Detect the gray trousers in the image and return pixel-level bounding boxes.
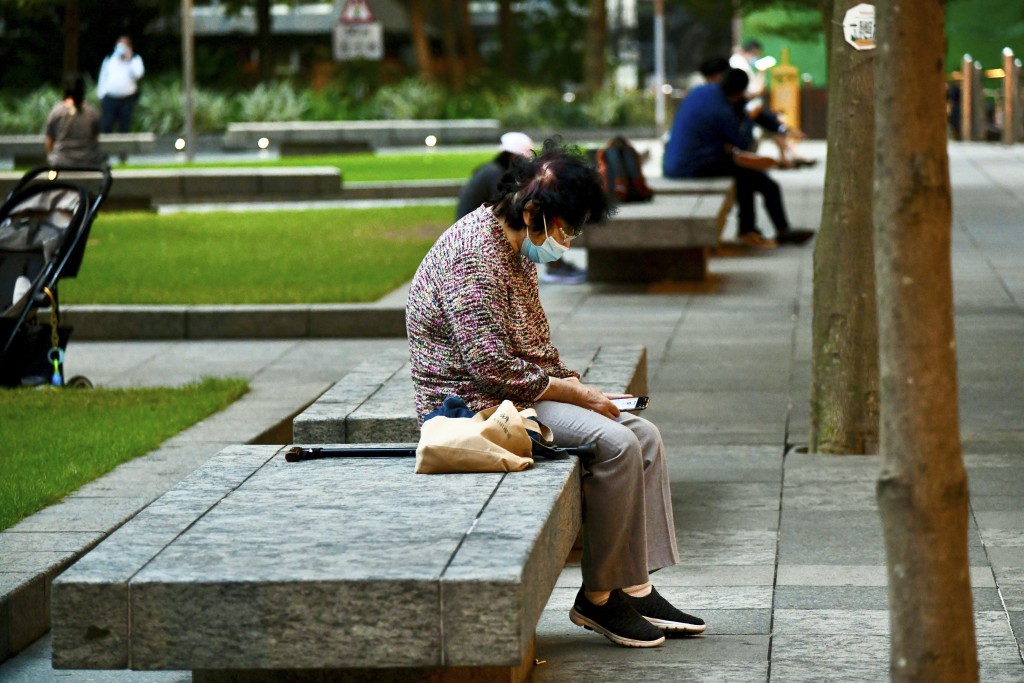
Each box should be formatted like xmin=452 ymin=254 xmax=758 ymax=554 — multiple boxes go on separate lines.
xmin=533 ymin=401 xmax=680 ymax=591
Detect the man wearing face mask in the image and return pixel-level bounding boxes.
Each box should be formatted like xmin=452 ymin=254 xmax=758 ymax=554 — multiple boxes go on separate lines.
xmin=407 ymin=139 xmax=707 ymax=649
xmin=97 ymin=35 xmax=145 ymax=134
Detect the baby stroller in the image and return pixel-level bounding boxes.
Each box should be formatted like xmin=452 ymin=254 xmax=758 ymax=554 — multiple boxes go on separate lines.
xmin=0 ymin=165 xmax=112 ymax=387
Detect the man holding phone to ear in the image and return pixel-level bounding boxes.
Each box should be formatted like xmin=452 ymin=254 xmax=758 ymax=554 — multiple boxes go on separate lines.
xmin=97 ymin=35 xmax=144 ymax=134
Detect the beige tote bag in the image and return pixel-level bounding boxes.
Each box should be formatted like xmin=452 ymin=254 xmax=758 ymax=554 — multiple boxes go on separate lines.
xmin=415 ymin=400 xmax=552 ymax=474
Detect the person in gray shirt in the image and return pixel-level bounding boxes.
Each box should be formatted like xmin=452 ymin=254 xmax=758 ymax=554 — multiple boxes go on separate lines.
xmin=44 ymin=74 xmax=105 ymax=168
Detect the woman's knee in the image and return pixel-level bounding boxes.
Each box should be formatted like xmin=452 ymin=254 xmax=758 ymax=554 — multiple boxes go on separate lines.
xmin=592 ymin=420 xmax=644 ymax=465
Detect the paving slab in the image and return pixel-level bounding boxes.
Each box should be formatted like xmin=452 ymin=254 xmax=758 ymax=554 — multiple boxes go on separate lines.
xmin=6 ymin=139 xmax=1024 ymax=680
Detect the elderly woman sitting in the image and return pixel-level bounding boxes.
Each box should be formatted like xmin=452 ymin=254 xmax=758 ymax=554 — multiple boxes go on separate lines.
xmin=406 ymin=140 xmax=706 ymax=648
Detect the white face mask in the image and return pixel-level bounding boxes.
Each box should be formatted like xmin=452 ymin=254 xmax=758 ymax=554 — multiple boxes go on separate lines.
xmin=520 ymin=214 xmax=569 ymax=264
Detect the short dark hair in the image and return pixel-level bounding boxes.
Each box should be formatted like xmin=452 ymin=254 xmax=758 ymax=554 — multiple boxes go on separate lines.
xmin=721 ymin=69 xmax=750 ymax=97
xmin=699 ymin=57 xmax=730 ymax=79
xmin=742 ymin=38 xmax=763 ymax=52
xmin=491 ymin=138 xmax=614 ymax=234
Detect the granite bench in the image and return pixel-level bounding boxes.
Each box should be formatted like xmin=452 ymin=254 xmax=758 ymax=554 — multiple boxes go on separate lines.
xmin=647 ymin=176 xmax=736 ymax=245
xmin=573 ymin=192 xmax=724 ymax=282
xmin=0 ymin=167 xmax=344 ymax=211
xmin=0 ymin=133 xmax=157 ymax=167
xmin=292 ymin=343 xmax=648 ymax=444
xmin=223 ymin=119 xmax=501 ymax=154
xmin=51 ymin=345 xmax=645 ymax=681
xmin=51 ymin=444 xmax=581 ymax=683
xmin=334 ymin=177 xmax=733 ymax=205
xmin=341 ymin=178 xmax=463 ymax=201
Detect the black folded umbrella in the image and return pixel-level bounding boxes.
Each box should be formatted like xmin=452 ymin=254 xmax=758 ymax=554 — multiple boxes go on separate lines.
xmin=284 ymin=441 xmax=597 ymax=463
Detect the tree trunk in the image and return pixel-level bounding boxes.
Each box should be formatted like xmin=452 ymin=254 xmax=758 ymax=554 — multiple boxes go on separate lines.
xmin=458 ymin=0 xmax=481 ymax=73
xmin=583 ymin=0 xmax=607 ymax=94
xmin=499 ymin=0 xmax=515 ymax=78
xmin=409 ymin=0 xmax=434 ymax=80
xmin=808 ymin=0 xmax=879 ymax=454
xmin=874 ymin=1 xmax=978 ymax=681
xmin=63 ymin=0 xmax=80 ymax=77
xmin=438 ymin=0 xmax=464 ymax=90
xmin=256 ymin=0 xmax=273 ymax=81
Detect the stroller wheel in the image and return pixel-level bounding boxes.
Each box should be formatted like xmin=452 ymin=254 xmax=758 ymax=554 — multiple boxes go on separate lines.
xmin=66 ymin=375 xmax=93 ymax=389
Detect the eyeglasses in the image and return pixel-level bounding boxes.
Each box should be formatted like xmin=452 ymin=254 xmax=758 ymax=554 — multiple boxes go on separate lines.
xmin=551 ymin=217 xmax=583 ymax=243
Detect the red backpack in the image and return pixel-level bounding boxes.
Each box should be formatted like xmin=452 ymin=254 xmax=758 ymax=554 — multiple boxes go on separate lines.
xmin=596 ymin=136 xmax=654 ymax=202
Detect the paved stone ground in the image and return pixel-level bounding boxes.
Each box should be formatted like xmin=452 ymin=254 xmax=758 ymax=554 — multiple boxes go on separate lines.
xmin=2 ymin=141 xmax=1024 ymax=681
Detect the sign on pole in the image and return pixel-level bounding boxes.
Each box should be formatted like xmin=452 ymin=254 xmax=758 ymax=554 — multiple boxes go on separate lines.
xmin=334 ymin=0 xmax=383 ymax=61
xmin=843 ymin=4 xmax=876 ymax=51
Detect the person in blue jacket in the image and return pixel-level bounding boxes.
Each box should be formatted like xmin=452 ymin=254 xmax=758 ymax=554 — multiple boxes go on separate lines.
xmin=663 ymin=68 xmax=813 ymax=248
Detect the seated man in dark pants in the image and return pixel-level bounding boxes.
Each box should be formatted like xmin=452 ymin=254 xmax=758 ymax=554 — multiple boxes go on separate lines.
xmin=663 ymin=68 xmax=814 ymax=248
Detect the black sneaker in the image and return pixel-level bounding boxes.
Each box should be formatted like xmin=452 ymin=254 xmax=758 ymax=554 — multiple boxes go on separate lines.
xmin=569 ymin=586 xmax=666 ymax=647
xmin=623 ymin=586 xmax=707 ymax=634
xmin=776 ymin=229 xmax=816 ymax=245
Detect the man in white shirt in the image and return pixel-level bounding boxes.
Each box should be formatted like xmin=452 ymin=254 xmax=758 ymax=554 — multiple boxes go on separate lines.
xmin=97 ymin=36 xmax=145 ymax=133
xmin=729 ymin=39 xmax=766 ymax=99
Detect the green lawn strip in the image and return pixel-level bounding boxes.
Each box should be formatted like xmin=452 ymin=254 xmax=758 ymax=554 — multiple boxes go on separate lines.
xmin=0 ymin=377 xmax=249 ymax=531
xmin=62 ymin=204 xmax=454 ymax=304
xmin=122 ymin=150 xmax=493 ymax=182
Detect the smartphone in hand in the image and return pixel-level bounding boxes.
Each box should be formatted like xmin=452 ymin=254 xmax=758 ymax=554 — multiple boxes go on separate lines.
xmin=610 ymin=396 xmax=649 ymax=411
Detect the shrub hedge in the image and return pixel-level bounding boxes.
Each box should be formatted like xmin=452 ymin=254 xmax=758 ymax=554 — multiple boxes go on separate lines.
xmin=0 ymin=77 xmax=655 ymax=135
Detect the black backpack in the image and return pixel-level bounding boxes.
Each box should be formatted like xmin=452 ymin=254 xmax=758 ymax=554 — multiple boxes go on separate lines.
xmin=596 ymin=136 xmax=654 ymax=202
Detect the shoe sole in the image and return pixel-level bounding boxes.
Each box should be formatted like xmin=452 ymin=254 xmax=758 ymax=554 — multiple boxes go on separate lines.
xmin=569 ymin=608 xmax=666 ymax=647
xmin=643 ymin=616 xmax=707 ymax=634
xmin=737 ymin=235 xmax=777 ymax=249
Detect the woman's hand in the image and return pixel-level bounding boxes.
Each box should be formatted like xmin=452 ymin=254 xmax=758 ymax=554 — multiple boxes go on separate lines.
xmin=539 ymin=376 xmax=620 ymax=419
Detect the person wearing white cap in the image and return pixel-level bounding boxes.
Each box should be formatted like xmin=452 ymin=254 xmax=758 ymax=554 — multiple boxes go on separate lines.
xmin=455 ymin=132 xmax=534 ymax=220
xmin=455 ymin=133 xmax=587 ymax=284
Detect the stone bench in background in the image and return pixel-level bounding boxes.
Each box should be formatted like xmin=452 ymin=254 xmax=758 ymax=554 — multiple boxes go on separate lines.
xmin=574 ymin=192 xmax=724 ymax=282
xmin=292 ymin=343 xmax=648 ymax=444
xmin=341 ymin=178 xmax=463 ymax=200
xmin=0 ymin=133 xmax=158 ymax=168
xmin=223 ymin=119 xmax=501 ymax=154
xmin=0 ymin=167 xmax=344 ymax=211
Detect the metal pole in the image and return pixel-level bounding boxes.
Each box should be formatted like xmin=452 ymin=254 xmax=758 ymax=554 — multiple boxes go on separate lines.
xmin=1017 ymin=59 xmax=1024 ymax=142
xmin=971 ymin=59 xmax=986 ymax=141
xmin=1002 ymin=49 xmax=1015 ymax=145
xmin=960 ymin=54 xmax=972 ymax=142
xmin=653 ymin=0 xmax=666 ymax=136
xmin=181 ymin=0 xmax=196 ymax=163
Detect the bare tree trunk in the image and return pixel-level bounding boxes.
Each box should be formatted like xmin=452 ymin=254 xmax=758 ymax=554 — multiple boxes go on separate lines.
xmin=875 ymin=1 xmax=978 ymax=681
xmin=583 ymin=0 xmax=607 ymax=94
xmin=63 ymin=0 xmax=80 ymax=77
xmin=809 ymin=0 xmax=879 ymax=454
xmin=408 ymin=0 xmax=434 ymax=80
xmin=438 ymin=0 xmax=464 ymax=90
xmin=256 ymin=0 xmax=272 ymax=81
xmin=499 ymin=0 xmax=515 ymax=78
xmin=458 ymin=0 xmax=481 ymax=73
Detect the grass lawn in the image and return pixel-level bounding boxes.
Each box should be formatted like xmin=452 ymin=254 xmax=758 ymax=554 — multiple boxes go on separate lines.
xmin=0 ymin=377 xmax=249 ymax=531
xmin=128 ymin=150 xmax=494 ymax=182
xmin=62 ymin=204 xmax=455 ymax=304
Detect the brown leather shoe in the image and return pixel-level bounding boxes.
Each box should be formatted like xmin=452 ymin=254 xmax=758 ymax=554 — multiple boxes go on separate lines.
xmin=737 ymin=231 xmax=778 ymax=249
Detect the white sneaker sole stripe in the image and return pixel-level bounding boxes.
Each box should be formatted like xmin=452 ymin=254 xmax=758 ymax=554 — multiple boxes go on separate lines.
xmin=643 ymin=616 xmax=707 ymax=633
xmin=569 ymin=608 xmax=666 ymax=648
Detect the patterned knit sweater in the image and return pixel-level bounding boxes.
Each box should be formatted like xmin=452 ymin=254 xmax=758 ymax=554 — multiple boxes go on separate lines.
xmin=407 ymin=206 xmax=580 ymax=418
